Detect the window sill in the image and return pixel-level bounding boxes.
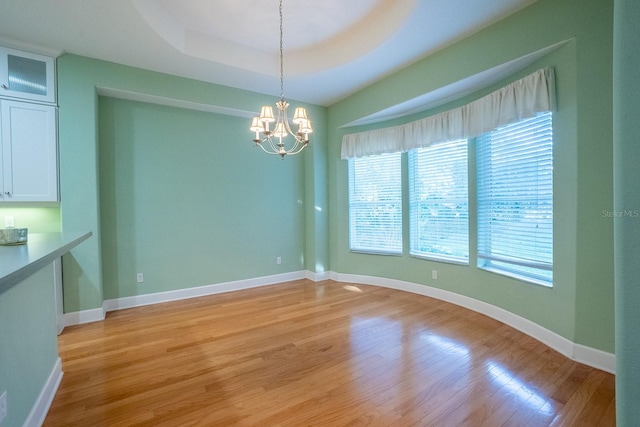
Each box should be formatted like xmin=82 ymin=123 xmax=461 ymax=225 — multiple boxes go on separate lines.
xmin=350 ymin=249 xmax=403 ymax=257
xmin=410 ymin=253 xmax=469 ymax=266
xmin=478 ymin=265 xmax=553 ymax=288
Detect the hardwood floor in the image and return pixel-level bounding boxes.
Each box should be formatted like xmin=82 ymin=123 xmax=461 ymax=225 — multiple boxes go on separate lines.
xmin=44 ymin=279 xmax=615 ymax=426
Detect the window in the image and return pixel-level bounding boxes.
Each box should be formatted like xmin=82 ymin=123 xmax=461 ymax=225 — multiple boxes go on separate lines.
xmin=477 ymin=112 xmax=553 ymax=285
xmin=348 ymin=152 xmax=402 ymax=254
xmin=409 ymin=139 xmax=469 ymax=263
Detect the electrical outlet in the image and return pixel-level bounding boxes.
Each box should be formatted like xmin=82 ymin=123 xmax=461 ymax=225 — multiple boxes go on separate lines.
xmin=5 ymin=216 xmax=14 ymax=227
xmin=432 ymin=270 xmax=438 ymax=280
xmin=276 ymin=256 xmax=282 ymax=265
xmin=0 ymin=391 xmax=7 ymax=424
xmin=136 ymin=273 xmax=144 ymax=283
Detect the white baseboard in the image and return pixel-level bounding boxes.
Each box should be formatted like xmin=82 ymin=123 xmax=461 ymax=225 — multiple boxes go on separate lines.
xmin=330 ymin=272 xmax=616 ymax=374
xmin=64 ymin=271 xmax=309 ymax=324
xmin=62 ymin=306 xmax=105 ymax=327
xmin=573 ymin=344 xmax=616 ymax=374
xmin=24 ymin=357 xmax=63 ymax=427
xmin=62 ymin=270 xmax=615 ymax=374
xmin=306 ymin=270 xmax=330 ymax=282
xmin=102 ymin=270 xmax=307 ymax=312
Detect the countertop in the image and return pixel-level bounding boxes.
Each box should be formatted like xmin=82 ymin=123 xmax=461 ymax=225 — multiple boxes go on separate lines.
xmin=0 ymin=231 xmax=92 ymax=295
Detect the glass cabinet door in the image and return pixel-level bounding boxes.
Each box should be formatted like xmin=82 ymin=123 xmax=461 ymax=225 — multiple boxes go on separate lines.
xmin=0 ymin=47 xmax=55 ymax=103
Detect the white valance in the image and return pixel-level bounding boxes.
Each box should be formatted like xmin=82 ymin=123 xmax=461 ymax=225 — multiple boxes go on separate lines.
xmin=341 ymin=68 xmax=556 ymax=159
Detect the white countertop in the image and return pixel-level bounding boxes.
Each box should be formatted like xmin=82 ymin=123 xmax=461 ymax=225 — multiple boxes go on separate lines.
xmin=0 ymin=231 xmax=92 ymax=294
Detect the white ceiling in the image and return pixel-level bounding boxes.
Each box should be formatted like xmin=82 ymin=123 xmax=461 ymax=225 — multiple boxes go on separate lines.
xmin=0 ymin=0 xmax=538 ymax=106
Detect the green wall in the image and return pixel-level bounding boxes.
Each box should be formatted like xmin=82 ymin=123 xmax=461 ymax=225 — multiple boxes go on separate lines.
xmin=0 ymin=264 xmax=59 ymax=426
xmin=57 ymin=55 xmax=328 ymax=312
xmin=0 ymin=207 xmax=60 ymax=233
xmin=613 ymin=0 xmax=640 ymax=422
xmin=99 ymin=97 xmax=305 ymax=298
xmin=327 ymin=0 xmax=614 ymax=353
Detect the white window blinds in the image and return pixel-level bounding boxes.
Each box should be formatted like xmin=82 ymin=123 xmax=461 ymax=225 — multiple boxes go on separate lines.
xmin=341 ymin=68 xmax=555 ymax=159
xmin=348 ymin=153 xmax=402 ymax=254
xmin=477 ymin=112 xmax=553 ymax=284
xmin=409 ymin=139 xmax=469 ymax=263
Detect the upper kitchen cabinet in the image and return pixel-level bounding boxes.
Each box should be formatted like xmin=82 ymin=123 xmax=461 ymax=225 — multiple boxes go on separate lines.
xmin=0 ymin=46 xmax=56 ymax=104
xmin=1 ymin=100 xmax=58 ymax=202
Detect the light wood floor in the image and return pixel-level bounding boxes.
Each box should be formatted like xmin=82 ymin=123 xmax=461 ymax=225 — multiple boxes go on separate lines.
xmin=44 ymin=279 xmax=615 ymax=426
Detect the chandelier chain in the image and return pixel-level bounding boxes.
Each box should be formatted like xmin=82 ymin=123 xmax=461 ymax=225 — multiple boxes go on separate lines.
xmin=279 ymin=0 xmax=284 ymax=101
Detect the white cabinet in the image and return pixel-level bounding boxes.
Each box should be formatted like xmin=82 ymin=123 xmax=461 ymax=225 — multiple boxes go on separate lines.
xmin=0 ymin=46 xmax=56 ymax=104
xmin=0 ymin=100 xmax=58 ymax=202
xmin=0 ymin=47 xmax=58 ymax=202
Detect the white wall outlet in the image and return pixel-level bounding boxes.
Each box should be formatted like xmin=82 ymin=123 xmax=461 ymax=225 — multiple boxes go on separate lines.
xmin=136 ymin=273 xmax=144 ymax=283
xmin=0 ymin=391 xmax=7 ymax=423
xmin=276 ymin=256 xmax=282 ymax=265
xmin=432 ymin=270 xmax=438 ymax=280
xmin=4 ymin=216 xmax=14 ymax=227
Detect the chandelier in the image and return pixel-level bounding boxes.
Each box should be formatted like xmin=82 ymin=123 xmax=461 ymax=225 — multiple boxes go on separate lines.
xmin=249 ymin=0 xmax=312 ymax=158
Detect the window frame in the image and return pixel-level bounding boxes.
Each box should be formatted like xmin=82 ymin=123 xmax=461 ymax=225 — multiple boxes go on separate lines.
xmin=347 ymin=152 xmax=403 ymax=255
xmin=476 ymin=111 xmax=554 ymax=286
xmin=408 ymin=139 xmax=469 ymax=265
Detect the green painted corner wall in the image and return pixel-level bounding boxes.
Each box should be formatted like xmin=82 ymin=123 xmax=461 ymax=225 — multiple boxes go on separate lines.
xmin=613 ymin=0 xmax=640 ymax=422
xmin=326 ymin=0 xmax=614 ymax=353
xmin=0 ymin=264 xmax=59 ymax=426
xmin=57 ymin=54 xmax=328 ymax=312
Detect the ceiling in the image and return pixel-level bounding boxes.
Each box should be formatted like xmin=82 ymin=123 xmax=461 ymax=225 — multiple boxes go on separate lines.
xmin=0 ymin=0 xmax=538 ymax=106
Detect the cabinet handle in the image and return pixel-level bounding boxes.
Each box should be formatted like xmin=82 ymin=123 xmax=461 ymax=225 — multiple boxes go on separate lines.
xmin=4 ymin=191 xmax=11 ymax=198
xmin=0 ymin=84 xmax=7 ymax=90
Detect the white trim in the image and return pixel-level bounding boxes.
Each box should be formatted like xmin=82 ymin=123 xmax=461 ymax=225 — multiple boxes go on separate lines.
xmin=330 ymin=272 xmax=615 ymax=374
xmin=96 ymin=87 xmax=256 ymax=119
xmin=574 ymin=344 xmax=616 ymax=374
xmin=306 ymin=270 xmax=330 ymax=282
xmin=63 ymin=271 xmax=308 ymax=323
xmin=0 ymin=37 xmax=63 ymax=57
xmin=62 ymin=307 xmax=105 ymax=327
xmin=23 ymin=357 xmax=63 ymax=427
xmin=103 ymin=271 xmax=306 ymax=312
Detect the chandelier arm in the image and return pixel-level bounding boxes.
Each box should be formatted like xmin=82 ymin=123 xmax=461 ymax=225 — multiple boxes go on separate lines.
xmin=255 ymin=135 xmax=277 ymax=153
xmin=265 ymin=136 xmax=281 ymax=154
xmin=279 ymin=100 xmax=306 ymax=143
xmin=282 ymin=115 xmax=297 ymax=138
xmin=289 ymin=140 xmax=309 ymax=155
xmin=254 ymin=141 xmax=269 ymax=152
xmin=284 ymin=141 xmax=299 ymax=154
xmin=255 ymin=142 xmax=283 ymax=155
xmin=256 ymin=133 xmax=307 ymax=157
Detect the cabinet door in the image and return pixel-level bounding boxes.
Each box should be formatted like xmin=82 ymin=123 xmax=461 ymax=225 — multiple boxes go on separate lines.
xmin=1 ymin=100 xmax=58 ymax=202
xmin=0 ymin=47 xmax=56 ymax=104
